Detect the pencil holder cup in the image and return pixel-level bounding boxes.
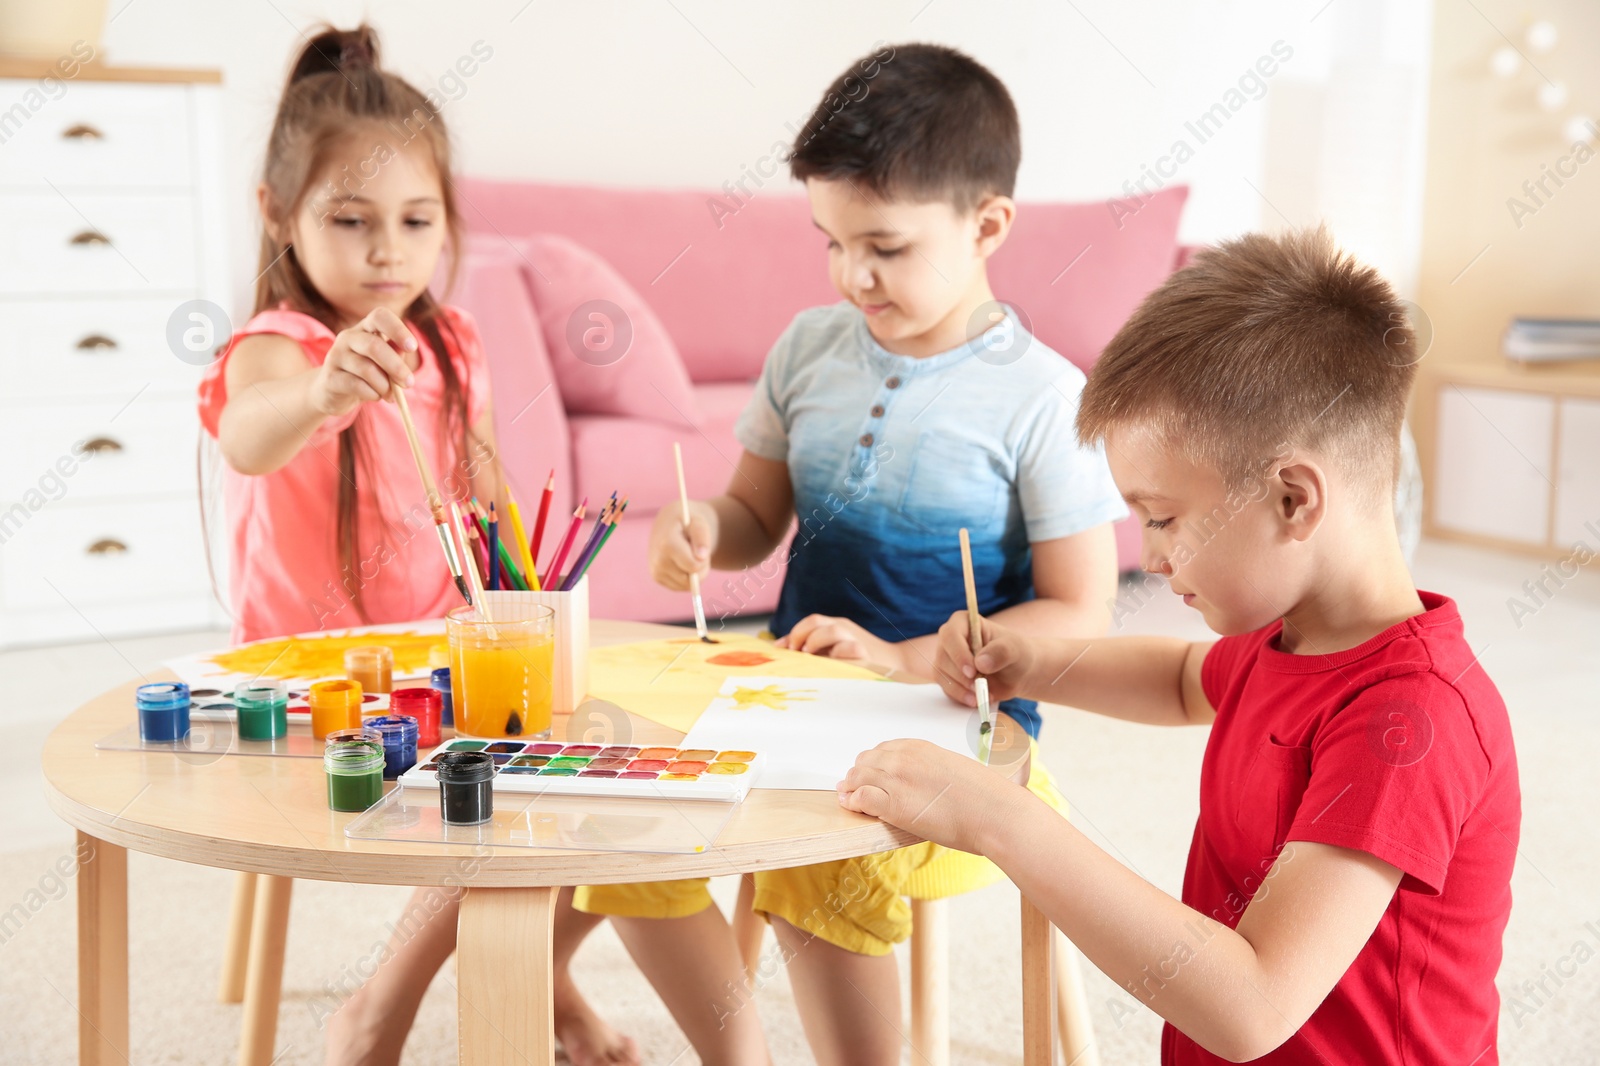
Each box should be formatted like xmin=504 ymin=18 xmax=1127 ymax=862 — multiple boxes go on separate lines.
xmin=479 ymin=577 xmax=589 ymax=716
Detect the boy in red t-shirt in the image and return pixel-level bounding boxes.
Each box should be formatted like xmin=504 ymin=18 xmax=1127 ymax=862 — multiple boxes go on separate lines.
xmin=839 ymin=227 xmax=1520 ymax=1063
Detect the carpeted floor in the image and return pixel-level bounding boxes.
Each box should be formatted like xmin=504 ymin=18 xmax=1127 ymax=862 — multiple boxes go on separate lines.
xmin=2 ymin=539 xmax=1595 ymax=1063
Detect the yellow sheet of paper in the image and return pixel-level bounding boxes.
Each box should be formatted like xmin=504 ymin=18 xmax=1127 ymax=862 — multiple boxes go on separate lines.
xmin=586 ymin=635 xmax=885 ymax=733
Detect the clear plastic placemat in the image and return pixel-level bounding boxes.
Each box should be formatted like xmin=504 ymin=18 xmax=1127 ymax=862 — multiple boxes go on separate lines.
xmin=94 ymin=721 xmax=324 ymax=759
xmin=344 ymin=783 xmax=739 ymax=854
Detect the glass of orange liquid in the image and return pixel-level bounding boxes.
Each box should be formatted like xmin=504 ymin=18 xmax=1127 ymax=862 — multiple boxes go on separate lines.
xmin=445 ymin=602 xmax=555 ymax=739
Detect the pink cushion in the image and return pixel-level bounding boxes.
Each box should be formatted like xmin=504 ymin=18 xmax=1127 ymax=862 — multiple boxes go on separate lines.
xmin=569 ymin=381 xmax=752 ymax=517
xmin=451 ymin=240 xmax=572 ymax=509
xmin=517 ymin=233 xmax=700 ymax=427
xmin=455 ymin=178 xmax=838 ymax=384
xmin=989 ymin=185 xmax=1189 ymax=374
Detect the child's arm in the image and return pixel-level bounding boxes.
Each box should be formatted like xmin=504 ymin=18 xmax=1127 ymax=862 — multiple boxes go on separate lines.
xmin=838 ymin=743 xmax=1403 ymax=1060
xmin=789 ymin=524 xmax=1120 ymax=679
xmin=217 ymin=308 xmax=418 ymax=475
xmin=936 ymin=612 xmax=1216 ymax=727
xmin=647 ymin=449 xmax=794 ymax=589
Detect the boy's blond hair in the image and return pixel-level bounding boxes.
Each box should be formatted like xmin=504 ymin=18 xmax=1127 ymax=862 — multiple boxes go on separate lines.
xmin=1077 ymin=227 xmax=1417 ymax=504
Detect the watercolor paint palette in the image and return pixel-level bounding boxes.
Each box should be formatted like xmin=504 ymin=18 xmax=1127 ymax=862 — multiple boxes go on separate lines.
xmin=399 ymin=739 xmax=765 ymax=802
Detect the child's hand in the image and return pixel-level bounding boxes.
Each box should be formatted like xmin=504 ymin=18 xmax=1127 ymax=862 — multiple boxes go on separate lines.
xmin=309 ymin=308 xmax=419 ymax=417
xmin=647 ymin=500 xmax=715 ymax=591
xmin=838 ymin=739 xmax=1017 ymax=855
xmin=776 ymin=614 xmax=900 ymax=672
xmin=934 ymin=611 xmax=1035 ymax=707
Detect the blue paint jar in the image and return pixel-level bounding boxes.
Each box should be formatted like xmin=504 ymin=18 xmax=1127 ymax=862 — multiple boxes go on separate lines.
xmin=364 ymin=714 xmax=419 ymax=778
xmin=431 ymin=667 xmax=453 ymax=726
xmin=136 ymin=682 xmax=191 ymax=742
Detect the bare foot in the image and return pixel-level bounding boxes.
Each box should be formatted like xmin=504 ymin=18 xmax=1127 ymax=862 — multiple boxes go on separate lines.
xmin=323 ymin=985 xmax=408 ymax=1066
xmin=554 ymin=969 xmax=641 ymax=1065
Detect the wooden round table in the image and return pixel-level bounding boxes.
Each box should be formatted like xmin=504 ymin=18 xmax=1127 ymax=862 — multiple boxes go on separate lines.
xmin=43 ymin=619 xmax=1063 ymax=1065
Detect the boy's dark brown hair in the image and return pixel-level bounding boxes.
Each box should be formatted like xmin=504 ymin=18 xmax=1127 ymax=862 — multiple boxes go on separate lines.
xmin=1077 ymin=227 xmax=1417 ymax=504
xmin=788 ymin=43 xmax=1019 ymax=210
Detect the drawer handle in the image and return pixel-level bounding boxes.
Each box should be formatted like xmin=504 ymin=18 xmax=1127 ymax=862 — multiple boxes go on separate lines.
xmin=70 ymin=230 xmax=111 ymax=247
xmin=87 ymin=538 xmax=128 ymax=556
xmin=62 ymin=123 xmax=105 ymax=140
xmin=76 ymin=334 xmax=119 ymax=352
xmin=81 ymin=437 xmax=123 ymax=455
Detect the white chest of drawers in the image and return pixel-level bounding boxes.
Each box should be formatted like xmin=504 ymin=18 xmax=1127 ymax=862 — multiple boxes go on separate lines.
xmin=0 ymin=61 xmax=231 ymax=646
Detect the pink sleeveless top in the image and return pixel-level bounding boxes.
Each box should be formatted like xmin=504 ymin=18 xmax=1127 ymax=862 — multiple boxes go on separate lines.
xmin=199 ymin=306 xmax=490 ymax=643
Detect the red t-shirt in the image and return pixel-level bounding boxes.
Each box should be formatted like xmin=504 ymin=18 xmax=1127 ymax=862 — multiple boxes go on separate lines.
xmin=1164 ymin=591 xmax=1519 ymax=1065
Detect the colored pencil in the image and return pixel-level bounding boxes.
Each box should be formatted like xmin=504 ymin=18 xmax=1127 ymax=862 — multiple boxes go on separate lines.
xmin=391 ymin=386 xmax=470 ymax=605
xmin=673 ymin=443 xmax=714 ymax=643
xmin=570 ymin=498 xmax=625 ymax=588
xmin=958 ymin=527 xmax=992 ymax=764
xmin=487 ymin=503 xmax=501 ymax=591
xmin=529 ymin=470 xmax=555 ymax=566
xmin=542 ymin=498 xmax=587 ymax=589
xmin=560 ymin=497 xmax=616 ymax=591
xmin=469 ymin=498 xmax=529 ymax=591
xmin=507 ymin=496 xmax=538 ymax=591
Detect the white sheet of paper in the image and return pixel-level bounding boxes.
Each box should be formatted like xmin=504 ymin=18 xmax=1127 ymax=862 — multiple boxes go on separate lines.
xmin=679 ymin=676 xmax=980 ymax=790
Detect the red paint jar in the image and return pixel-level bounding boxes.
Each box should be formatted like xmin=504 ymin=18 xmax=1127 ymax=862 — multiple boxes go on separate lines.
xmin=389 ymin=687 xmax=443 ymax=748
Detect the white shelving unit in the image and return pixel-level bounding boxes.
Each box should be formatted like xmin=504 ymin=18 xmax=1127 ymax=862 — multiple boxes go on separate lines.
xmin=0 ymin=61 xmax=231 ymax=646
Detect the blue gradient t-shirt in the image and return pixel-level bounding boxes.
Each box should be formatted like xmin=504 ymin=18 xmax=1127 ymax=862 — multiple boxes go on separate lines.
xmin=734 ymin=302 xmax=1127 ymax=737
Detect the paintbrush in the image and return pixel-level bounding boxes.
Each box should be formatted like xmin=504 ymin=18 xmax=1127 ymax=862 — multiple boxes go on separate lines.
xmin=391 ymin=386 xmax=470 ymax=605
xmin=958 ymin=527 xmax=993 ymax=765
xmin=450 ymin=500 xmax=493 ymax=624
xmin=673 ymin=442 xmax=716 ymax=643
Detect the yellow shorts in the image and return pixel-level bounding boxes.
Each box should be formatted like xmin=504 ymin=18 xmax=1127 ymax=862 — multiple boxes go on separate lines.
xmin=574 ymin=741 xmax=1064 ymax=956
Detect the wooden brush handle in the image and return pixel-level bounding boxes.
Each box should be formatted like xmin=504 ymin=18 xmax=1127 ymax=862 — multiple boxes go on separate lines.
xmin=958 ymin=527 xmax=983 ymax=656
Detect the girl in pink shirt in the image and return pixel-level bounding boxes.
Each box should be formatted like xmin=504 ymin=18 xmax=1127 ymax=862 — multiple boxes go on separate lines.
xmin=200 ymin=25 xmax=637 ymax=1066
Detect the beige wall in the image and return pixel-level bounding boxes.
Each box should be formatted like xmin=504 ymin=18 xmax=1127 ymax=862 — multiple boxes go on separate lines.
xmin=1417 ymin=0 xmax=1600 ymax=368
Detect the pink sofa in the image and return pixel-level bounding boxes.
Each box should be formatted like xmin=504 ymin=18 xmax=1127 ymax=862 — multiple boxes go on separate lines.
xmin=451 ymin=178 xmax=1190 ymax=624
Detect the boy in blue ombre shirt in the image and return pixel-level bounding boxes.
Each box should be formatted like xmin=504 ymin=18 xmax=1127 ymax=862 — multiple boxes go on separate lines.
xmin=620 ymin=43 xmax=1126 ymax=1063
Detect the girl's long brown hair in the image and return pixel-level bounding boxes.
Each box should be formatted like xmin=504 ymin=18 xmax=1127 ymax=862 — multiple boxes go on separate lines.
xmin=256 ymin=24 xmax=471 ymax=620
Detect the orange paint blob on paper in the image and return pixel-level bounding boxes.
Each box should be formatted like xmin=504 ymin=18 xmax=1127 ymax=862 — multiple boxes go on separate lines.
xmin=706 ymin=649 xmax=775 ymax=668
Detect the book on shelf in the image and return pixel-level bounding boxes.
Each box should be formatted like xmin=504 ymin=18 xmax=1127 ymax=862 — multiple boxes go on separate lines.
xmin=1503 ymin=318 xmax=1600 ymax=363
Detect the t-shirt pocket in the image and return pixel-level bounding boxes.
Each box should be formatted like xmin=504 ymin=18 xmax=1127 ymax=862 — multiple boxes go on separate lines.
xmin=896 ymin=434 xmax=1003 ymax=537
xmin=1233 ymin=735 xmax=1313 ymax=855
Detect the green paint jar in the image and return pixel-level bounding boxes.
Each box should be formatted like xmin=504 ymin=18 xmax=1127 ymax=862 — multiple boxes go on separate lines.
xmin=325 ymin=731 xmax=385 ymax=812
xmin=234 ymin=681 xmax=288 ymax=740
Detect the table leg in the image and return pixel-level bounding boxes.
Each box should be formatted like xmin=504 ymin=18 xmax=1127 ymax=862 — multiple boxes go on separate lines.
xmin=219 ymin=871 xmax=258 ymax=1003
xmin=458 ymin=885 xmax=559 ymax=1065
xmin=1021 ymin=894 xmax=1056 ymax=1066
xmin=76 ymin=831 xmax=129 ymax=1066
xmin=238 ymin=875 xmax=293 ymax=1066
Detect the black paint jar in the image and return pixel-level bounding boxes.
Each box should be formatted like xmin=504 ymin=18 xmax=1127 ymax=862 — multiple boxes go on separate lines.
xmin=436 ymin=751 xmax=494 ymax=826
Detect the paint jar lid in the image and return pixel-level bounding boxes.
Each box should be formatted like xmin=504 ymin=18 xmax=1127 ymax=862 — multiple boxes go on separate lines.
xmin=435 ymin=750 xmax=494 ymax=784
xmin=325 ymin=744 xmax=384 ymax=774
xmin=363 ymin=714 xmax=419 ymax=743
xmin=324 ymin=727 xmax=383 ymax=756
xmin=390 ymin=687 xmax=442 ymax=715
xmin=430 ymin=667 xmax=451 ymax=690
xmin=344 ymin=645 xmax=394 ymax=669
xmin=233 ymin=681 xmax=288 ymax=710
xmin=308 ymin=679 xmax=362 ymax=710
xmin=136 ymin=682 xmax=190 ymax=710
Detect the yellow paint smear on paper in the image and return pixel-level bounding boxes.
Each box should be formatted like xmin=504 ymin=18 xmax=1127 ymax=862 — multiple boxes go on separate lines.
xmin=208 ymin=631 xmax=441 ymax=681
xmin=727 ymin=684 xmax=814 ymax=711
xmin=587 ymin=635 xmax=881 ymax=733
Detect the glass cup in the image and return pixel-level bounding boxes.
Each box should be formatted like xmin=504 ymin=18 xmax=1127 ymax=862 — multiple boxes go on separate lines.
xmin=445 ymin=602 xmax=555 ymax=739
